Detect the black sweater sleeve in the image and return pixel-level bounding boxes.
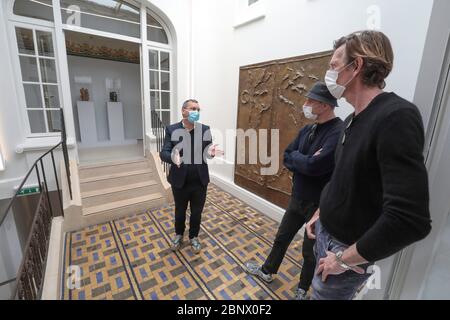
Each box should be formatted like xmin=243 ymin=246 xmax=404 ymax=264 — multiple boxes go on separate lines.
xmin=288 ymin=126 xmax=341 ymax=177
xmin=356 ymin=108 xmax=432 ymax=262
xmin=160 ymin=127 xmax=175 ymax=165
xmin=283 ymin=127 xmax=304 ymax=172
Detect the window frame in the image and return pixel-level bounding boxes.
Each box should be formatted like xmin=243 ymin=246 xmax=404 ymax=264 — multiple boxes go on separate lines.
xmin=7 ymin=0 xmax=175 ymax=141
xmin=148 ymin=48 xmax=173 ymax=126
xmin=8 ymin=20 xmax=63 ymax=138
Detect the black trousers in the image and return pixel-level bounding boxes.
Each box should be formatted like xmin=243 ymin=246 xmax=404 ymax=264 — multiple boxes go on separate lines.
xmin=263 ymin=197 xmax=318 ymax=291
xmin=172 ymin=182 xmax=207 ymax=239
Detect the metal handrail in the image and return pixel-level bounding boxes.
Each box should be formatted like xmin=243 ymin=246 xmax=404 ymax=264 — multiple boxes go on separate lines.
xmin=0 ymin=108 xmax=71 ymax=227
xmin=151 ymin=110 xmax=169 ymax=174
xmin=0 ymin=108 xmax=72 ymax=300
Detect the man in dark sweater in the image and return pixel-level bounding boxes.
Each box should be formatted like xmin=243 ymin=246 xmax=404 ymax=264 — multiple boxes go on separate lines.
xmin=305 ymin=31 xmax=432 ymax=300
xmin=245 ymin=82 xmax=343 ymax=300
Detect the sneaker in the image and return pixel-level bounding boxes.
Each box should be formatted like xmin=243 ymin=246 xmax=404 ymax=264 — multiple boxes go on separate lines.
xmin=294 ymin=288 xmax=309 ymax=300
xmin=244 ymin=261 xmax=273 ymax=283
xmin=171 ymin=234 xmax=183 ymax=251
xmin=190 ymin=237 xmax=202 ymax=254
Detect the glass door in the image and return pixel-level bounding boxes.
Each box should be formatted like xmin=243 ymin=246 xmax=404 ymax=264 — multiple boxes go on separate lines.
xmin=148 ymin=48 xmax=172 ymax=127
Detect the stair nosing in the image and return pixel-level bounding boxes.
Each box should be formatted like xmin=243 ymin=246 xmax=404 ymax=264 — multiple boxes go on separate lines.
xmin=79 ymin=158 xmax=148 ymax=170
xmin=82 ymin=193 xmax=164 ymax=216
xmin=81 ymin=180 xmax=159 ymax=198
xmin=80 ymin=169 xmax=153 ymax=183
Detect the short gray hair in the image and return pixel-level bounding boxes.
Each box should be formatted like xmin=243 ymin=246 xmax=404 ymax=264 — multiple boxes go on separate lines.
xmin=182 ymin=99 xmax=199 ymax=109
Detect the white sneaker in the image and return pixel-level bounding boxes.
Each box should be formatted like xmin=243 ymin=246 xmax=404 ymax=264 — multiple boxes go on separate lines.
xmin=294 ymin=288 xmax=309 ymax=300
xmin=190 ymin=237 xmax=202 ymax=254
xmin=244 ymin=261 xmax=274 ymax=283
xmin=171 ymin=234 xmax=183 ymax=251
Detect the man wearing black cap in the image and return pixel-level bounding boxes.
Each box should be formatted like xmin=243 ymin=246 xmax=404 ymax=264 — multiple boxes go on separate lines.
xmin=245 ymin=82 xmax=343 ymax=300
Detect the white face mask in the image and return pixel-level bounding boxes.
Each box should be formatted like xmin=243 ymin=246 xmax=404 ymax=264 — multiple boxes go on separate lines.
xmin=303 ymin=105 xmax=318 ymax=120
xmin=325 ymin=61 xmax=356 ymax=99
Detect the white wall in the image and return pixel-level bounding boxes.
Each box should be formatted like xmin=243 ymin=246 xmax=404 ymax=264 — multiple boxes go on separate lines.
xmin=0 ymin=210 xmax=22 ymax=299
xmin=0 ymin=1 xmax=35 ymax=200
xmin=146 ymin=0 xmax=194 ymax=121
xmin=190 ymin=0 xmax=434 ymax=183
xmin=67 ymin=55 xmax=142 ymax=142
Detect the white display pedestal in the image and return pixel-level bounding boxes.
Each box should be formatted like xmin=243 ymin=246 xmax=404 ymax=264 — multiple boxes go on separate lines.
xmin=77 ymin=101 xmax=97 ymax=147
xmin=107 ymin=102 xmax=125 ymax=144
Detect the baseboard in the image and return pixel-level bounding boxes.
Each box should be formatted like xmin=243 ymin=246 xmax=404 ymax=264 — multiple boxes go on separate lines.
xmin=41 ymin=216 xmax=64 ymax=300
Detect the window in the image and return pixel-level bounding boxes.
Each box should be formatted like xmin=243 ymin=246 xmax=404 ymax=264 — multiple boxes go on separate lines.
xmin=147 ymin=12 xmax=168 ymax=44
xmin=149 ymin=49 xmax=171 ymax=126
xmin=234 ymin=0 xmax=266 ymax=29
xmin=13 ymin=0 xmax=54 ymax=22
xmin=15 ymin=26 xmax=61 ymax=134
xmin=60 ymin=0 xmax=140 ymax=38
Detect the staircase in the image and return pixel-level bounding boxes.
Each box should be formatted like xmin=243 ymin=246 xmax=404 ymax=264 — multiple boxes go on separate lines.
xmin=63 ymin=156 xmax=171 ymax=231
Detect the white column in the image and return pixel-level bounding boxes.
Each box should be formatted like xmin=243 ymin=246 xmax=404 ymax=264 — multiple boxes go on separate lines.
xmin=52 ymin=0 xmax=79 ymax=162
xmin=141 ymin=2 xmax=151 ymax=156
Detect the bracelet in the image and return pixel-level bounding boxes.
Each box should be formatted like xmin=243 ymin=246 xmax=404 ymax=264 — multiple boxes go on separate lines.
xmin=335 ymin=251 xmax=351 ymax=270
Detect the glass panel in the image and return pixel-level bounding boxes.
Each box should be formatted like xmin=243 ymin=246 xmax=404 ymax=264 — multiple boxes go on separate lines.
xmin=161 ymin=92 xmax=170 ymax=110
xmin=150 ymin=91 xmax=160 ymax=110
xmin=46 ymin=110 xmax=61 ymax=132
xmin=15 ymin=27 xmax=35 ymax=55
xmin=161 ymin=111 xmax=170 ymax=126
xmin=160 ymin=52 xmax=170 ymax=71
xmin=149 ymin=71 xmax=159 ymax=90
xmin=19 ymin=56 xmax=39 ymax=82
xmin=149 ymin=50 xmax=159 ymax=70
xmin=146 ymin=13 xmax=168 ymax=44
xmin=161 ymin=72 xmax=170 ymax=91
xmin=28 ymin=110 xmax=46 ymax=133
xmin=13 ymin=0 xmax=54 ymax=22
xmin=60 ymin=0 xmax=140 ymax=38
xmin=39 ymin=58 xmax=57 ymax=83
xmin=147 ymin=14 xmax=162 ymax=28
xmin=421 ymin=214 xmax=450 ymax=299
xmin=43 ymin=85 xmax=60 ymax=108
xmin=23 ymin=84 xmax=43 ymax=108
xmin=36 ymin=31 xmax=54 ymax=57
xmin=147 ymin=26 xmax=168 ymax=44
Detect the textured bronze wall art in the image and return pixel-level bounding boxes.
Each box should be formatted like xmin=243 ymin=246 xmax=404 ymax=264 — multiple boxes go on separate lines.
xmin=234 ymin=51 xmax=332 ymax=209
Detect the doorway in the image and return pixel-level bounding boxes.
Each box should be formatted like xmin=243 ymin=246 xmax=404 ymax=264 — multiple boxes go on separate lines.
xmin=65 ymin=30 xmax=144 ymax=164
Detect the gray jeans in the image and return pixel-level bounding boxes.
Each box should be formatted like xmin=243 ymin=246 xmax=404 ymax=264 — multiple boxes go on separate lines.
xmin=311 ymin=219 xmax=373 ymax=300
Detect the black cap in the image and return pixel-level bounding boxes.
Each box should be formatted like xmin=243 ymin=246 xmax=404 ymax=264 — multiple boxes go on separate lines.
xmin=305 ymin=81 xmax=339 ymax=107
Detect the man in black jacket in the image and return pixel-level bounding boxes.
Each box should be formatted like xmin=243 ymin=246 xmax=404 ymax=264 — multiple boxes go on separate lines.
xmin=305 ymin=30 xmax=432 ymax=300
xmin=160 ymin=99 xmax=222 ymax=254
xmin=245 ymin=82 xmax=343 ymax=300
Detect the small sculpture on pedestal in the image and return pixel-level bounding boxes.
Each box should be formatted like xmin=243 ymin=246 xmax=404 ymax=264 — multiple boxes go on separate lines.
xmin=109 ymin=91 xmax=118 ymax=102
xmin=80 ymin=88 xmax=90 ymax=101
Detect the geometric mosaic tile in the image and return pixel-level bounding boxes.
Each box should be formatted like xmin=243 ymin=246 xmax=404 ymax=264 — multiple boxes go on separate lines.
xmin=62 ymin=184 xmax=305 ymax=300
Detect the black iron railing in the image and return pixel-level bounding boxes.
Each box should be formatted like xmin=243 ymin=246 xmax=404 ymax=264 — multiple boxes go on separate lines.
xmin=151 ymin=110 xmax=169 ymax=175
xmin=0 ymin=108 xmax=72 ymax=300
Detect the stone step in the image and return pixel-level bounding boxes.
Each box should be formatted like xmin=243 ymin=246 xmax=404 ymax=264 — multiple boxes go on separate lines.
xmin=79 ymin=160 xmax=151 ymax=180
xmin=82 ymin=193 xmax=164 ymax=216
xmin=81 ymin=180 xmax=160 ymax=208
xmin=79 ymin=170 xmax=153 ymax=193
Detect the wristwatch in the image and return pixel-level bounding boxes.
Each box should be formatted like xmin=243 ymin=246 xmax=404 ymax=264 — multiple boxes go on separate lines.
xmin=335 ymin=251 xmax=351 ymax=270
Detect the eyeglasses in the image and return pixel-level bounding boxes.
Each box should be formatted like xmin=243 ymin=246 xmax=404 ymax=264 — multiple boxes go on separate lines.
xmin=308 ymin=123 xmax=318 ymax=144
xmin=342 ymin=114 xmax=355 ymax=145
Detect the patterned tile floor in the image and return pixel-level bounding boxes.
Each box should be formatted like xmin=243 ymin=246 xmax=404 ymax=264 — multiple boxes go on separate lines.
xmin=62 ymin=184 xmax=305 ymax=300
